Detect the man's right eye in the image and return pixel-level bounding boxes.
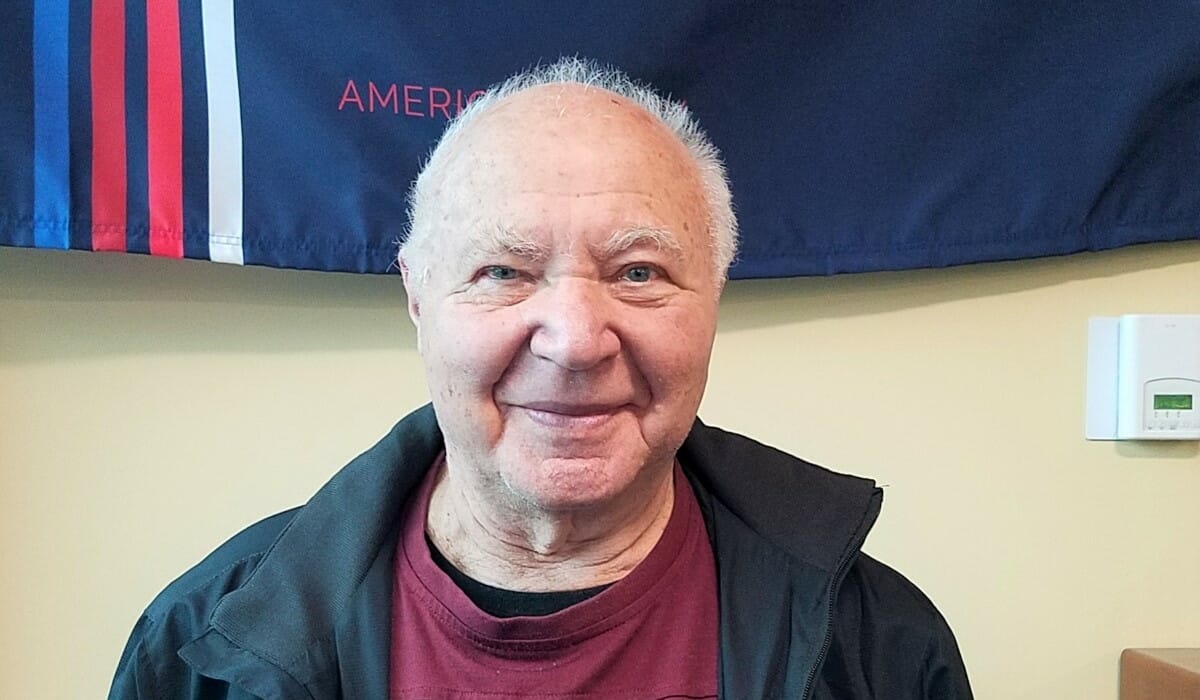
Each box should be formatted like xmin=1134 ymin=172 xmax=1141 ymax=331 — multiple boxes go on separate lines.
xmin=482 ymin=265 xmax=520 ymax=281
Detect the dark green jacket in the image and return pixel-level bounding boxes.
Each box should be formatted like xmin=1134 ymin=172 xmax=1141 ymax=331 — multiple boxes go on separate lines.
xmin=110 ymin=404 xmax=972 ymax=699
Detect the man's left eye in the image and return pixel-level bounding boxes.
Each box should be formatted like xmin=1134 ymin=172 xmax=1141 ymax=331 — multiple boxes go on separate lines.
xmin=621 ymin=265 xmax=655 ymax=283
xmin=482 ymin=265 xmax=520 ymax=281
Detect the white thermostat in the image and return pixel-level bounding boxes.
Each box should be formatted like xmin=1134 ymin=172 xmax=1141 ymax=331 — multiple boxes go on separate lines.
xmin=1086 ymin=314 xmax=1200 ymax=441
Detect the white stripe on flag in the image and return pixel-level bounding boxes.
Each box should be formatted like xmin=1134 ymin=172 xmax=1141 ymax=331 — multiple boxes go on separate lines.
xmin=201 ymin=0 xmax=244 ymax=265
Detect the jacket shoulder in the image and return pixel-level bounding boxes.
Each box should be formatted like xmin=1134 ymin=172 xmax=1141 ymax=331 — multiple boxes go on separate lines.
xmin=143 ymin=508 xmax=299 ymax=621
xmin=820 ymin=553 xmax=973 ymax=698
xmin=110 ymin=508 xmax=299 ymax=699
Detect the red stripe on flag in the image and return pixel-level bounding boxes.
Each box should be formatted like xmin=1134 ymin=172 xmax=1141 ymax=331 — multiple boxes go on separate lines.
xmin=90 ymin=0 xmax=126 ymax=251
xmin=146 ymin=0 xmax=183 ymax=258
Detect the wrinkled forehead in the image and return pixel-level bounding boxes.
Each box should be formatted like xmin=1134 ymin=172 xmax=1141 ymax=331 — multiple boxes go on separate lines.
xmin=429 ymin=83 xmax=704 ymax=213
xmin=412 ymin=84 xmax=710 ymax=269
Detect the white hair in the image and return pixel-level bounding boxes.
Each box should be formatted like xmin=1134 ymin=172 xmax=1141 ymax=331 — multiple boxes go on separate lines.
xmin=399 ymin=57 xmax=738 ymax=285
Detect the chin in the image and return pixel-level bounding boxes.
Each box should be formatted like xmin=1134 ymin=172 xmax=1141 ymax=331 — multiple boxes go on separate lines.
xmin=501 ymin=453 xmax=648 ymax=512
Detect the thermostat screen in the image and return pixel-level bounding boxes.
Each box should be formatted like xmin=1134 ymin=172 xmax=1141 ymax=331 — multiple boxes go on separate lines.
xmin=1153 ymin=394 xmax=1193 ymax=411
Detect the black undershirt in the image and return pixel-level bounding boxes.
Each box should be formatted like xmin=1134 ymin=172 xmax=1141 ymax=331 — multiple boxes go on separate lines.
xmin=426 ymin=535 xmax=610 ymax=618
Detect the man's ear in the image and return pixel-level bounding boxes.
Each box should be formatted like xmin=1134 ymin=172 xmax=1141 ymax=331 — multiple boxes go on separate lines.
xmin=398 ymin=256 xmax=423 ymax=350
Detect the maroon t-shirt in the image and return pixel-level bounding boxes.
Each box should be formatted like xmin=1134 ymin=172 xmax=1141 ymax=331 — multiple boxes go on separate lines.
xmin=389 ymin=461 xmax=719 ymax=699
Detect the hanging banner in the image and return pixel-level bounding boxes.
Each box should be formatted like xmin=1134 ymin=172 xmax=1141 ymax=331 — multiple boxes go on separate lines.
xmin=2 ymin=2 xmax=1198 ymax=278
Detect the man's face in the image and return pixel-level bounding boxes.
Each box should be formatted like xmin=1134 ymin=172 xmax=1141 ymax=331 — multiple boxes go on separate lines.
xmin=404 ymin=85 xmax=720 ymax=512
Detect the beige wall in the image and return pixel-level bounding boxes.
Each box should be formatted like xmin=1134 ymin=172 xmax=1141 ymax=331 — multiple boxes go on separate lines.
xmin=1 ymin=241 xmax=1198 ymax=699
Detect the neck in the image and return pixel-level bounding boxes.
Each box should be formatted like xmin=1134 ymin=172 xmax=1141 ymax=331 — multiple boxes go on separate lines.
xmin=425 ymin=460 xmax=676 ymax=592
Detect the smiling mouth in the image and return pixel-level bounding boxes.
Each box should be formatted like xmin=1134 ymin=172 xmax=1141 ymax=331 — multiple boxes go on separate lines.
xmin=514 ymin=402 xmax=626 ymax=428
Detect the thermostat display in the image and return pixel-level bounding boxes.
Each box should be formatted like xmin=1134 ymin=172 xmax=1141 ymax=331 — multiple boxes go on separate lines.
xmin=1153 ymin=394 xmax=1193 ymax=411
xmin=1086 ymin=314 xmax=1200 ymax=441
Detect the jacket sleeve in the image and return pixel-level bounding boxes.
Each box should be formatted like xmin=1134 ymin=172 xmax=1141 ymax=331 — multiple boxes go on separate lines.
xmin=109 ymin=611 xmax=256 ymax=700
xmin=917 ymin=611 xmax=973 ymax=699
xmin=109 ymin=615 xmax=163 ymax=700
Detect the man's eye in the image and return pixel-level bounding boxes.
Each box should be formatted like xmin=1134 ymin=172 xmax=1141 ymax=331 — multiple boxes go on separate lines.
xmin=482 ymin=266 xmax=520 ymax=281
xmin=621 ymin=265 xmax=655 ymax=283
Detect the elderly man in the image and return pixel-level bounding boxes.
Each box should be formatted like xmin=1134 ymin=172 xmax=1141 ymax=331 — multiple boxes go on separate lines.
xmin=111 ymin=59 xmax=971 ymax=699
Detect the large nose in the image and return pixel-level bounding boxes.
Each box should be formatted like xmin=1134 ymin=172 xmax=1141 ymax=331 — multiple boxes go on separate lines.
xmin=527 ymin=278 xmax=620 ymax=371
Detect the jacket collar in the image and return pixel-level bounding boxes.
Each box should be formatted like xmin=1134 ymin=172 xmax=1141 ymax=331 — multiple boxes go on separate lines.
xmin=680 ymin=418 xmax=881 ymax=573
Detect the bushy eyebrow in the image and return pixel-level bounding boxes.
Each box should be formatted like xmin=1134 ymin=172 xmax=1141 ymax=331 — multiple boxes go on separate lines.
xmin=593 ymin=226 xmax=685 ymax=262
xmin=474 ymin=225 xmax=550 ymax=262
xmin=467 ymin=224 xmax=686 ymax=265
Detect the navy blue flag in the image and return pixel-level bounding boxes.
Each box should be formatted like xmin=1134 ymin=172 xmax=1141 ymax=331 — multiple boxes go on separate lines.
xmin=2 ymin=2 xmax=1198 ymax=278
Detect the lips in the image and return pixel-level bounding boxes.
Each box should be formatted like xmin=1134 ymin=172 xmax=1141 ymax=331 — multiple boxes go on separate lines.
xmin=518 ymin=400 xmax=626 ymax=416
xmin=509 ymin=401 xmax=628 ymax=429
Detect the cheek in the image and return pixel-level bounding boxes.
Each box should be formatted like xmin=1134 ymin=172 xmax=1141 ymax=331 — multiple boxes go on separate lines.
xmin=425 ymin=310 xmax=530 ymax=396
xmin=650 ymin=350 xmax=711 ymax=410
xmin=638 ymin=312 xmax=716 ymax=402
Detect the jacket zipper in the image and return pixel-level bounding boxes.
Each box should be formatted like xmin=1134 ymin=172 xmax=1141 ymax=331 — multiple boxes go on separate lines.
xmin=799 ymin=545 xmax=860 ymax=699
